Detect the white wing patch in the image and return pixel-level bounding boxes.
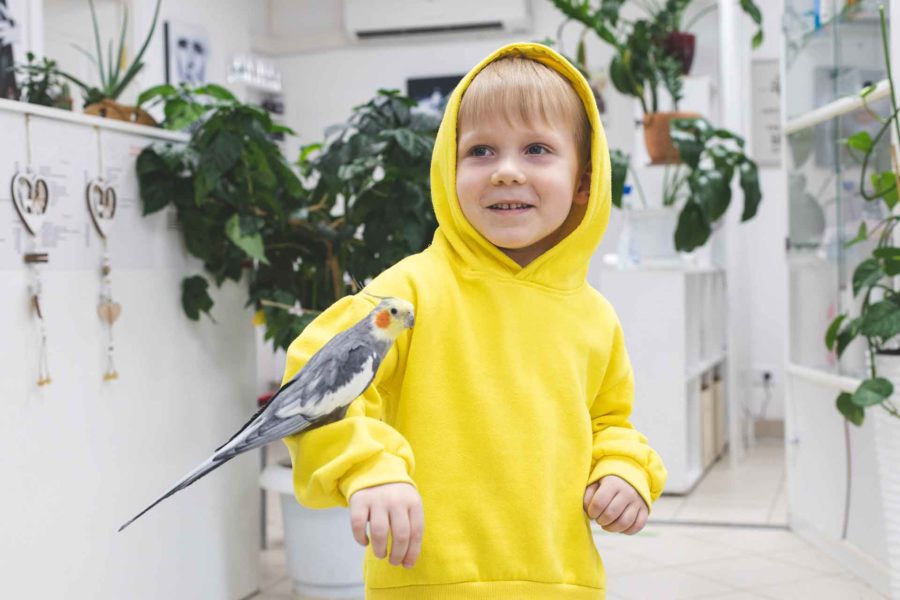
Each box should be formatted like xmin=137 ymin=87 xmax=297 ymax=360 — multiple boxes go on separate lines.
xmin=275 ymin=355 xmax=375 ymax=420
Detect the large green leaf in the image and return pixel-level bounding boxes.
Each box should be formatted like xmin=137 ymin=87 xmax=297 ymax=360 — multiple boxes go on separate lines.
xmin=858 ymin=299 xmax=900 ymax=339
xmin=835 ymin=317 xmax=860 ymax=358
xmin=836 ymin=393 xmax=865 ymax=426
xmin=695 ymin=171 xmax=731 ymax=222
xmin=670 ymin=119 xmax=704 ymax=170
xmin=136 ymin=147 xmax=193 ymax=215
xmin=851 ymin=377 xmax=893 ymax=407
xmin=874 ymin=247 xmax=900 ymax=276
xmin=739 ymin=160 xmax=762 ymax=221
xmin=225 ymin=214 xmax=269 ymax=264
xmin=181 ymin=275 xmax=214 ymax=321
xmin=846 ymin=131 xmax=874 ymax=153
xmin=852 ymin=258 xmax=884 ymax=296
xmin=674 ymin=200 xmax=711 ymax=252
xmin=825 ymin=314 xmax=847 ymax=350
xmin=870 ymin=171 xmax=898 ymax=209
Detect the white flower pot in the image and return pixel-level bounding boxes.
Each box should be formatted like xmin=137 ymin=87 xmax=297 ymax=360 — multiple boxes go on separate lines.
xmin=873 ymin=355 xmax=900 ymax=599
xmin=260 ymin=462 xmax=365 ymax=599
xmin=618 ymin=207 xmax=680 ymax=265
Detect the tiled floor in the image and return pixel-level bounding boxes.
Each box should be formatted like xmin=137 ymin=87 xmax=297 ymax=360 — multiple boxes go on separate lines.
xmin=253 ymin=438 xmax=886 ymax=599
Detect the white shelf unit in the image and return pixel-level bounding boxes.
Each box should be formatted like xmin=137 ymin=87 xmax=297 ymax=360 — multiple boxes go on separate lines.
xmin=596 ymin=266 xmax=727 ymax=494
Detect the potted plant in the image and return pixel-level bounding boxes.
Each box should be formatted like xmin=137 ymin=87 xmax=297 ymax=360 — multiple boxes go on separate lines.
xmin=135 ymin=84 xmax=438 ymax=351
xmin=653 ymin=0 xmax=764 ymax=75
xmin=823 ymin=7 xmax=900 ymax=594
xmin=609 ymin=117 xmax=761 ymax=252
xmin=55 ymin=0 xmax=161 ymax=124
xmin=10 ymin=52 xmax=73 ymax=109
xmin=550 ymin=0 xmax=763 ymax=163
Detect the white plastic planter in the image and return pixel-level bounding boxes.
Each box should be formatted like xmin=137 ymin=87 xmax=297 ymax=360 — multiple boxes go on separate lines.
xmin=260 ymin=462 xmax=365 ymax=599
xmin=618 ymin=207 xmax=680 ymax=265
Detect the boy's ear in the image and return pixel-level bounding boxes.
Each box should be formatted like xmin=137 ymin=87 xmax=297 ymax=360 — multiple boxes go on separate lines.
xmin=574 ymin=168 xmax=592 ymax=206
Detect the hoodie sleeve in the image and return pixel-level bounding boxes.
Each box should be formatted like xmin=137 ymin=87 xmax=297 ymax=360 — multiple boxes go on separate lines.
xmin=587 ymin=317 xmax=667 ymax=509
xmin=280 ymin=293 xmax=416 ymax=509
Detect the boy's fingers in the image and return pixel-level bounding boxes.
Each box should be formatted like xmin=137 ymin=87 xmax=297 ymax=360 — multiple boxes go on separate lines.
xmin=388 ymin=505 xmax=411 ymax=566
xmin=596 ymin=492 xmax=627 ymax=527
xmin=404 ymin=501 xmax=424 ymax=568
xmin=583 ymin=482 xmax=600 ymax=513
xmin=350 ymin=504 xmax=370 ymax=546
xmin=606 ymin=504 xmax=639 ymax=533
xmin=588 ymin=484 xmax=618 ymax=521
xmin=624 ymin=507 xmax=648 ymax=535
xmin=369 ymin=506 xmax=390 ymax=559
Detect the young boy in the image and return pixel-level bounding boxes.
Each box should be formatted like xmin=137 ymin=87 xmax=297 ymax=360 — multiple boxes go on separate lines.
xmin=282 ymin=42 xmax=667 ymax=599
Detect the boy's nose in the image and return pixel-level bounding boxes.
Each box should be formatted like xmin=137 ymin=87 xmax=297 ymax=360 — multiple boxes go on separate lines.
xmin=490 ymin=161 xmax=527 ymax=186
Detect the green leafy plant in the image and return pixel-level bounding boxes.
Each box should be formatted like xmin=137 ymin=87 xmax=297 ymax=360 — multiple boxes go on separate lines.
xmin=136 ymin=86 xmax=438 ymax=351
xmin=824 ymin=6 xmax=900 ymax=426
xmin=295 ymin=90 xmax=440 ymax=288
xmin=608 ymin=118 xmax=761 ymax=251
xmin=10 ymin=52 xmax=72 ymax=109
xmin=56 ymin=0 xmax=161 ymax=105
xmin=549 ymin=0 xmax=762 ymax=115
xmin=653 ymin=0 xmax=762 ymax=47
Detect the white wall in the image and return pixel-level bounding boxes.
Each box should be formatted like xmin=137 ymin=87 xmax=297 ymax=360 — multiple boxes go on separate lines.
xmin=743 ymin=0 xmax=787 ymax=421
xmin=0 ymin=105 xmax=260 ymax=599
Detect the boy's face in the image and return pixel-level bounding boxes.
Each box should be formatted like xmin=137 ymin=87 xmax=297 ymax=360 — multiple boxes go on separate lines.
xmin=456 ymin=112 xmax=590 ymax=267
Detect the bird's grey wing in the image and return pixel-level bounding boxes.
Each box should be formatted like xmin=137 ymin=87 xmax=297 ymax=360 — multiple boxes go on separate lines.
xmin=274 ymin=340 xmax=382 ymax=420
xmin=217 ymin=341 xmax=381 ymax=459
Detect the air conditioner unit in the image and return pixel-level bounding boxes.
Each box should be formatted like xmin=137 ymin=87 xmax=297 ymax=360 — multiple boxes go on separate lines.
xmin=343 ymin=0 xmax=532 ymax=40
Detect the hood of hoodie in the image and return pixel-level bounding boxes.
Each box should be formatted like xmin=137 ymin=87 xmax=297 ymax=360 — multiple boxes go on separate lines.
xmin=430 ymin=42 xmax=611 ymax=292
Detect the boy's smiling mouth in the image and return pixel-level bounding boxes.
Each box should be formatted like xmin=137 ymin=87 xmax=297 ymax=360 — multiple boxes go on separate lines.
xmin=487 ymin=202 xmax=535 ymax=212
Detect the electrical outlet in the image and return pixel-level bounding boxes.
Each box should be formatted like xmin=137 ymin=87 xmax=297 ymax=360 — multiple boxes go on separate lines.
xmin=751 ymin=366 xmax=776 ymax=387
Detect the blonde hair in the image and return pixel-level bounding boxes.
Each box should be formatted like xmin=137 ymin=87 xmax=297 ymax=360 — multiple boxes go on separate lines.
xmin=457 ymin=56 xmax=591 ymax=171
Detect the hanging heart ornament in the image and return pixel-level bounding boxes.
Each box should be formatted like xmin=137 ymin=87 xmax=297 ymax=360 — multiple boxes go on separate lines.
xmin=86 ymin=178 xmax=117 ymax=239
xmin=98 ymin=301 xmax=122 ymax=325
xmin=10 ymin=171 xmax=50 ymax=236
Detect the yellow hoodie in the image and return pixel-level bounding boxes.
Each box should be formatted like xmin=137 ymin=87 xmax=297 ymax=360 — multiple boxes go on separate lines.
xmin=282 ymin=42 xmax=667 ymax=599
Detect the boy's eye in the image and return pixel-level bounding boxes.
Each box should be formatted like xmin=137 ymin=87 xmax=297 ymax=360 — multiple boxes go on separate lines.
xmin=526 ymin=144 xmax=549 ymax=155
xmin=470 ymin=145 xmax=492 ymax=157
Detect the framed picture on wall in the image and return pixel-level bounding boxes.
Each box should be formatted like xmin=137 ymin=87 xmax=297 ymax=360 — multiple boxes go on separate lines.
xmin=164 ymin=20 xmax=209 ymax=86
xmin=406 ymin=75 xmax=463 ymax=114
xmin=0 ymin=0 xmax=23 ymax=100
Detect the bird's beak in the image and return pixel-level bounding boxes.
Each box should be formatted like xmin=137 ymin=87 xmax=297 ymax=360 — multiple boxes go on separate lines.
xmin=406 ymin=313 xmax=415 ymax=328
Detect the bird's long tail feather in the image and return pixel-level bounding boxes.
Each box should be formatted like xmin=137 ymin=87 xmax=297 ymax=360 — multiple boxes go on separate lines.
xmin=118 ymin=454 xmax=231 ymax=532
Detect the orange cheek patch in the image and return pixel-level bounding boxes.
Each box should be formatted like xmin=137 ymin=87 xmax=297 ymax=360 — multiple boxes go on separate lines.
xmin=375 ymin=310 xmax=391 ymax=329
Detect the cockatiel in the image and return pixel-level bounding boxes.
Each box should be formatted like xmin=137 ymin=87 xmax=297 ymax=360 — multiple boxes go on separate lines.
xmin=118 ymin=295 xmax=415 ymax=532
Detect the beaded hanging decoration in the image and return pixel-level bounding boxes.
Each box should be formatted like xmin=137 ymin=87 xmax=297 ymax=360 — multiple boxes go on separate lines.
xmin=11 ymin=116 xmax=53 ymax=387
xmin=87 ymin=177 xmax=121 ymax=381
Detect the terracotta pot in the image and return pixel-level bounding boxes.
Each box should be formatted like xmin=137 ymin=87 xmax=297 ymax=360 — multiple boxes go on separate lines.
xmin=84 ymin=99 xmax=157 ymax=127
xmin=642 ymin=111 xmax=700 ymax=164
xmin=663 ymin=31 xmax=696 ymax=75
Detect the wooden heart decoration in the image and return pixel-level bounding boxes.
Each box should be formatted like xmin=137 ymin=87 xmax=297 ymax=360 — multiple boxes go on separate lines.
xmin=86 ymin=178 xmax=117 ymax=239
xmin=98 ymin=301 xmax=122 ymax=325
xmin=10 ymin=172 xmax=49 ymax=236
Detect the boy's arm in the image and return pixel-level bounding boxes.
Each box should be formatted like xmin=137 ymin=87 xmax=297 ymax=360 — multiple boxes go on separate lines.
xmin=587 ymin=318 xmax=667 ymax=509
xmin=281 ymin=293 xmax=416 ymax=509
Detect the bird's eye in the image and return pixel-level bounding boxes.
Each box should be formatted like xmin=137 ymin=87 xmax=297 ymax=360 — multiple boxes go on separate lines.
xmin=390 ymin=308 xmax=398 ymax=315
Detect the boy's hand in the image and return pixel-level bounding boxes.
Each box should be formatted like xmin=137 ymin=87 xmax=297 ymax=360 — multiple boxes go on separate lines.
xmin=349 ymin=482 xmax=424 ymax=568
xmin=583 ymin=475 xmax=648 ymax=535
